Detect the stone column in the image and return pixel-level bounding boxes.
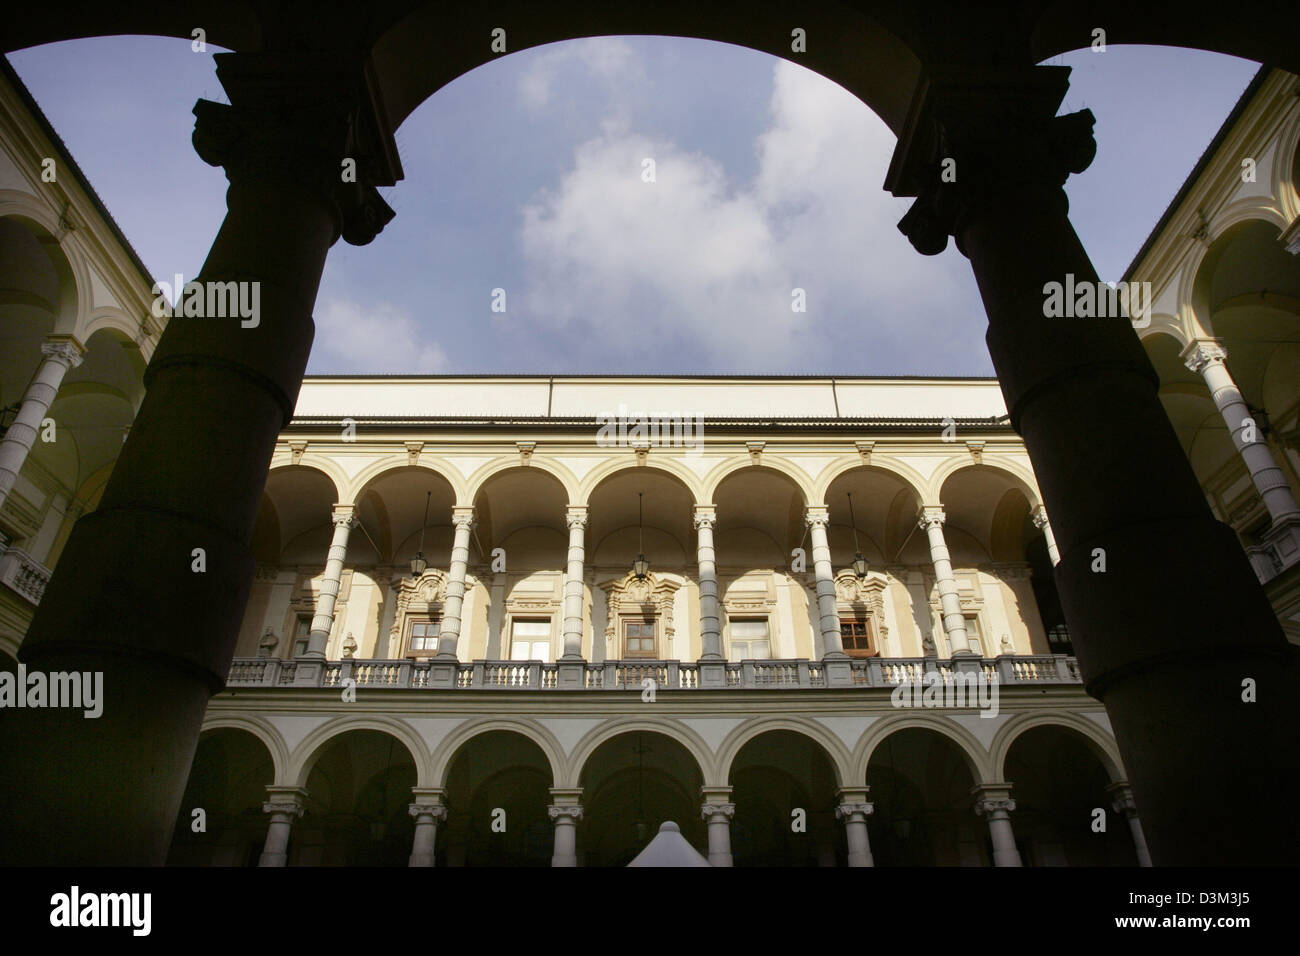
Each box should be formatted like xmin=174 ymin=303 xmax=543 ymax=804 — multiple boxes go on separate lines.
xmin=694 ymin=507 xmax=726 ymax=687
xmin=972 ymin=784 xmax=1021 ymax=867
xmin=548 ymin=788 xmax=583 ymax=867
xmin=0 ymin=337 xmax=85 ymax=510
xmin=408 ymin=789 xmax=447 ymax=867
xmin=1184 ymin=339 xmax=1300 ymax=576
xmin=0 ymin=52 xmax=399 ymax=865
xmin=1107 ymin=782 xmax=1153 ymax=868
xmin=805 ymin=507 xmax=848 ymax=658
xmin=888 ymin=66 xmax=1300 ymax=864
xmin=436 ymin=507 xmax=475 ymax=659
xmin=561 ymin=507 xmax=588 ymax=661
xmin=836 ymin=787 xmax=875 ymax=867
xmin=258 ymin=786 xmax=306 ymax=867
xmin=303 ymin=505 xmax=357 ymax=659
xmin=918 ymin=507 xmax=974 ymax=655
xmin=700 ymin=786 xmax=735 ymax=867
xmin=1030 ymin=505 xmax=1061 ymax=566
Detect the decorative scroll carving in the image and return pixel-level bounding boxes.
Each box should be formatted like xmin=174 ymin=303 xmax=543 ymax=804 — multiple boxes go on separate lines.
xmin=600 ymin=570 xmax=681 ymax=652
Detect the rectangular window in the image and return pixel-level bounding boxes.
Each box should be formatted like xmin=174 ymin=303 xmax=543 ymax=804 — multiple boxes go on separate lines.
xmin=510 ymin=619 xmax=551 ymax=662
xmin=408 ymin=618 xmax=441 ymax=656
xmin=964 ymin=614 xmax=984 ymax=654
xmin=623 ymin=619 xmax=657 ymax=658
xmin=839 ymin=617 xmax=874 ymax=657
xmin=730 ymin=618 xmax=771 ymax=660
xmin=293 ymin=615 xmax=312 ymax=657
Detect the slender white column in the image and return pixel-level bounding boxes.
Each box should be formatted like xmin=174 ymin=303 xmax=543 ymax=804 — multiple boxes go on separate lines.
xmin=973 ymin=785 xmax=1022 ymax=866
xmin=836 ymin=787 xmax=875 ymax=867
xmin=806 ymin=507 xmax=847 ymax=658
xmin=701 ymin=787 xmax=735 ymax=867
xmin=258 ymin=787 xmax=306 ymax=867
xmin=303 ymin=505 xmax=357 ymax=659
xmin=1030 ymin=505 xmax=1061 ymax=566
xmin=1108 ymin=782 xmax=1153 ymax=867
xmin=0 ymin=337 xmax=85 ymax=509
xmin=436 ymin=507 xmax=475 ymax=659
xmin=918 ymin=507 xmax=973 ymax=656
xmin=561 ymin=507 xmax=588 ymax=660
xmin=694 ymin=507 xmax=723 ymax=661
xmin=1185 ymin=340 xmax=1300 ymax=525
xmin=408 ymin=790 xmax=447 ymax=867
xmin=548 ymin=789 xmax=583 ymax=867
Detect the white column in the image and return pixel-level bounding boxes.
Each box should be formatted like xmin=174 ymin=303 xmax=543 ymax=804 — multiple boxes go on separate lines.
xmin=701 ymin=787 xmax=734 ymax=867
xmin=1185 ymin=340 xmax=1300 ymax=526
xmin=805 ymin=507 xmax=847 ymax=658
xmin=561 ymin=507 xmax=588 ymax=660
xmin=0 ymin=337 xmax=85 ymax=509
xmin=836 ymin=787 xmax=875 ymax=867
xmin=918 ymin=507 xmax=973 ymax=656
xmin=1108 ymin=782 xmax=1153 ymax=867
xmin=408 ymin=790 xmax=447 ymax=867
xmin=303 ymin=505 xmax=357 ymax=659
xmin=973 ymin=784 xmax=1022 ymax=866
xmin=258 ymin=787 xmax=305 ymax=867
xmin=548 ymin=789 xmax=583 ymax=867
xmin=1030 ymin=505 xmax=1061 ymax=566
xmin=694 ymin=507 xmax=723 ymax=661
xmin=436 ymin=507 xmax=475 ymax=659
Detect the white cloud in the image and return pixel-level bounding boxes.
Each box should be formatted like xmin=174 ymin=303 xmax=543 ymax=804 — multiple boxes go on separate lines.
xmin=518 ymin=60 xmax=982 ymax=371
xmin=518 ymin=37 xmax=643 ymax=112
xmin=311 ymin=299 xmax=449 ymax=373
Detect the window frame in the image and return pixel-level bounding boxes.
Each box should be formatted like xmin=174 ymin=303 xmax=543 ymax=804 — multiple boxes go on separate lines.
xmin=406 ymin=616 xmax=442 ymax=658
xmin=838 ymin=615 xmax=876 ymax=658
xmin=622 ymin=617 xmax=658 ymax=659
xmin=727 ymin=617 xmax=772 ymax=661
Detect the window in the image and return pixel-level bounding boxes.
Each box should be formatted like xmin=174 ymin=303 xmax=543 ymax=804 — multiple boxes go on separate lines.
xmin=292 ymin=616 xmax=311 ymax=657
xmin=964 ymin=614 xmax=984 ymax=654
xmin=623 ymin=618 xmax=656 ymax=658
xmin=839 ymin=617 xmax=874 ymax=657
xmin=407 ymin=618 xmax=440 ymax=657
xmin=1047 ymin=623 xmax=1073 ymax=654
xmin=510 ymin=619 xmax=551 ymax=662
xmin=730 ymin=619 xmax=771 ymax=660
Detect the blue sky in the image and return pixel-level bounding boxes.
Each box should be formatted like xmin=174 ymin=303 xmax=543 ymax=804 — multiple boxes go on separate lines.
xmin=9 ymin=36 xmax=1259 ymax=376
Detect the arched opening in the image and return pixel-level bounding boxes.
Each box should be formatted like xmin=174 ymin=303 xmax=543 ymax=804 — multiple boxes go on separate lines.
xmin=166 ymin=728 xmax=275 ymax=866
xmin=728 ymin=729 xmax=839 ymax=866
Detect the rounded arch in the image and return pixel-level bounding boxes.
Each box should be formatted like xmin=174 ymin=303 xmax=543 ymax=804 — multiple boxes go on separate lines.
xmin=577 ymin=458 xmax=703 ymax=506
xmin=198 ymin=714 xmax=289 ymax=785
xmin=429 ymin=717 xmax=565 ymax=790
xmin=932 ymin=457 xmax=1043 ymax=510
xmin=716 ymin=715 xmax=852 ymax=788
xmin=1136 ymin=313 xmax=1188 ymax=348
xmin=287 ymin=714 xmax=431 ymax=789
xmin=344 ymin=453 xmax=467 ymax=506
xmin=990 ymin=712 xmax=1126 ymax=784
xmin=465 ymin=455 xmax=578 ymax=506
xmin=0 ymin=194 xmax=89 ymax=335
xmin=264 ymin=459 xmax=346 ymax=506
xmin=1276 ymin=102 xmax=1300 ymax=224
xmin=702 ymin=454 xmax=816 ymax=505
xmin=82 ymin=305 xmax=147 ymax=351
xmin=853 ymin=713 xmax=993 ymax=786
xmin=1183 ymin=212 xmax=1294 ymax=337
xmin=811 ymin=454 xmax=929 ymax=507
xmin=567 ymin=716 xmax=716 ymax=789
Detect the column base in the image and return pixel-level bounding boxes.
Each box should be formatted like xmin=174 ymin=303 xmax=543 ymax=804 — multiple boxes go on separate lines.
xmin=822 ymin=656 xmax=854 ymax=687
xmin=697 ymin=659 xmax=727 ymax=688
xmin=556 ymin=659 xmax=586 ymax=689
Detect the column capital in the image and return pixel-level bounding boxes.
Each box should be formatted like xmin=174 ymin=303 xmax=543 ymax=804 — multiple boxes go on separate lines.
xmin=693 ymin=506 xmax=717 ymax=531
xmin=1107 ymin=781 xmax=1137 ymax=815
xmin=1030 ymin=504 xmax=1050 ymax=530
xmin=262 ymin=786 xmax=307 ymax=817
xmin=1182 ymin=339 xmax=1229 ymax=374
xmin=547 ymin=804 xmax=584 ymax=823
xmin=40 ymin=336 xmax=86 ymax=368
xmin=805 ymin=505 xmax=831 ymax=529
xmin=918 ymin=506 xmax=947 ymax=530
xmin=887 ymin=66 xmax=1095 ymax=257
xmin=835 ymin=802 xmax=874 ymax=820
xmin=451 ymin=506 xmax=476 ymax=531
xmin=565 ymin=506 xmax=589 ymax=530
xmin=331 ymin=503 xmax=358 ymax=528
xmin=972 ymin=783 xmax=1016 ymax=816
xmin=408 ymin=803 xmax=448 ymax=822
xmin=701 ymin=803 xmax=736 ymax=822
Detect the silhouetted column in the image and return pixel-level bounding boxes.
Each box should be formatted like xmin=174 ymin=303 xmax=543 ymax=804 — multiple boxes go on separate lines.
xmin=890 ymin=65 xmax=1300 ymax=864
xmin=436 ymin=508 xmax=475 ymax=659
xmin=408 ymin=789 xmax=447 ymax=867
xmin=304 ymin=505 xmax=357 ymax=659
xmin=548 ymin=789 xmax=583 ymax=867
xmin=918 ymin=507 xmax=973 ymax=655
xmin=836 ymin=787 xmax=875 ymax=867
xmin=259 ymin=787 xmax=306 ymax=867
xmin=1030 ymin=505 xmax=1061 ymax=566
xmin=0 ymin=51 xmax=398 ymax=865
xmin=1107 ymin=782 xmax=1153 ymax=868
xmin=972 ymin=785 xmax=1021 ymax=867
xmin=561 ymin=507 xmax=587 ymax=660
xmin=701 ymin=787 xmax=735 ymax=867
xmin=0 ymin=336 xmax=84 ymax=509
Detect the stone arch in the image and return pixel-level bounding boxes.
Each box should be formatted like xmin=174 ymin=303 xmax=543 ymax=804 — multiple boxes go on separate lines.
xmin=264 ymin=459 xmax=345 ymax=506
xmin=932 ymin=457 xmax=1042 ymax=510
xmin=853 ymin=713 xmax=993 ymax=785
xmin=0 ymin=193 xmax=88 ymax=336
xmin=1276 ymin=102 xmax=1300 ymax=223
xmin=716 ymin=715 xmax=851 ymax=788
xmin=465 ymin=455 xmax=578 ymax=506
xmin=990 ymin=712 xmax=1126 ymax=784
xmin=1185 ymin=212 xmax=1294 ymax=337
xmin=199 ymin=714 xmax=289 ymax=785
xmin=566 ymin=716 xmax=716 ymax=789
xmin=702 ymin=454 xmax=816 ymax=505
xmin=812 ymin=454 xmax=930 ymax=508
xmin=286 ymin=714 xmax=431 ymax=789
xmin=429 ymin=717 xmax=565 ymax=789
xmin=577 ymin=458 xmax=703 ymax=507
xmin=344 ymin=454 xmax=467 ymax=506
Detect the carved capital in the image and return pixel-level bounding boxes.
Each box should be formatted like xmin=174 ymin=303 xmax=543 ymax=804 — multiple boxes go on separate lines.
xmin=40 ymin=338 xmax=85 ymax=369
xmin=701 ymin=803 xmax=736 ymax=822
xmin=332 ymin=506 xmax=359 ymax=530
xmin=918 ymin=506 xmax=946 ymax=531
xmin=409 ymin=803 xmax=448 ymax=822
xmin=1030 ymin=505 xmax=1050 ymax=531
xmin=693 ymin=509 xmax=717 ymax=531
xmin=547 ymin=804 xmax=584 ymax=823
xmin=451 ymin=509 xmax=476 ymax=532
xmin=835 ymin=802 xmax=875 ymax=820
xmin=1183 ymin=340 xmax=1228 ymax=375
xmin=566 ymin=507 xmax=589 ymax=531
xmin=805 ymin=506 xmax=831 ymax=531
xmin=975 ymin=797 xmax=1016 ymax=816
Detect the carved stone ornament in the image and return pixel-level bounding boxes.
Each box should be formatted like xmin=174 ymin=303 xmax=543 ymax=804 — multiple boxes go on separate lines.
xmin=258 ymin=627 xmax=279 ymax=657
xmin=389 ymin=568 xmax=448 ymax=648
xmin=600 ymin=570 xmax=681 ymax=647
xmin=341 ymin=632 xmax=358 ymax=658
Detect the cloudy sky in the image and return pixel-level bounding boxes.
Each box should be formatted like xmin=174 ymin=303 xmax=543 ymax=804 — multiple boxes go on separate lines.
xmin=9 ymin=36 xmax=1258 ymax=376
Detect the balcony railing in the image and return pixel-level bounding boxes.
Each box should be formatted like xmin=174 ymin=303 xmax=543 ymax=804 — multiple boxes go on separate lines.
xmin=223 ymin=654 xmax=1083 ymax=691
